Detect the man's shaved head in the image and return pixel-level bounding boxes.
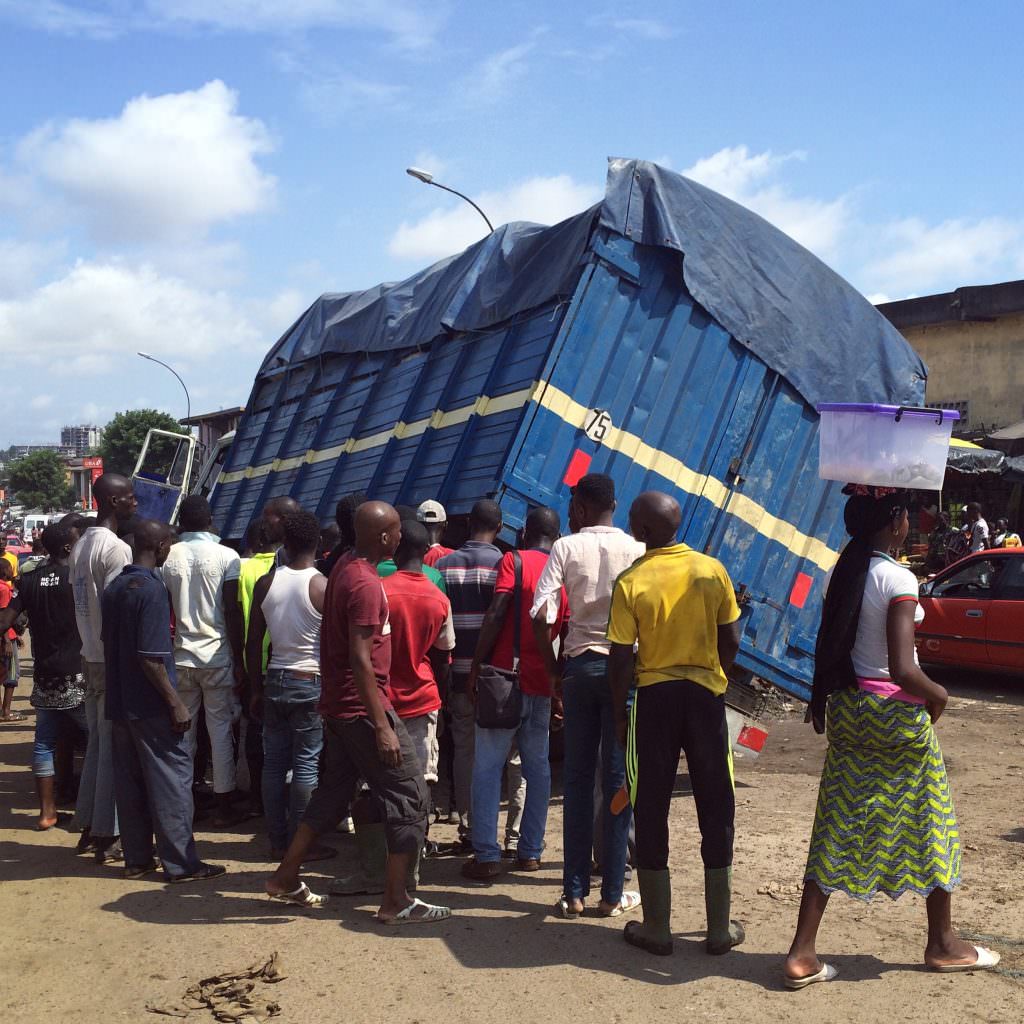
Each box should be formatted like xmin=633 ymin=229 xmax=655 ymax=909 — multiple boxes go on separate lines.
xmin=261 ymin=495 xmax=302 ymax=544
xmin=354 ymin=501 xmax=401 ymax=560
xmin=629 ymin=491 xmax=681 ymax=549
xmin=132 ymin=518 xmax=174 ymax=566
xmin=524 ymin=506 xmax=560 ymax=544
xmin=93 ymin=473 xmax=137 ymax=522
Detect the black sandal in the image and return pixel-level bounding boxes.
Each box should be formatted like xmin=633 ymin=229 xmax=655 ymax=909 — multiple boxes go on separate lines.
xmin=623 ymin=920 xmax=674 ymax=957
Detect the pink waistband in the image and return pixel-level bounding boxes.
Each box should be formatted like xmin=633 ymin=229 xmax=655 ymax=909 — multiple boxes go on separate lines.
xmin=857 ymin=677 xmax=926 ymax=705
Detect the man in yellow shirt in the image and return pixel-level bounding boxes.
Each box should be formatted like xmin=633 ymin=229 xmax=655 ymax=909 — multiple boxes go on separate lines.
xmin=608 ymin=491 xmax=743 ymax=958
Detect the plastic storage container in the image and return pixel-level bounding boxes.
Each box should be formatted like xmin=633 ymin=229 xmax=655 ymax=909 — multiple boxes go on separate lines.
xmin=817 ymin=403 xmax=959 ymax=490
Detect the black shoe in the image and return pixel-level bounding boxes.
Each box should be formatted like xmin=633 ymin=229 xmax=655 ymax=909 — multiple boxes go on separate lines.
xmin=168 ymin=862 xmax=226 ymax=884
xmin=75 ymin=828 xmax=94 ymax=855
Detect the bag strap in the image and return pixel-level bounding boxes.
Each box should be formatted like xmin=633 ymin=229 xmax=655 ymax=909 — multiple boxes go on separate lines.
xmin=511 ymin=551 xmax=522 ymax=671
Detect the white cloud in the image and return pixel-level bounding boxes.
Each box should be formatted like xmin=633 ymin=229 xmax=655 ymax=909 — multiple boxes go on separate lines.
xmin=0 ymin=259 xmax=263 ymax=375
xmin=683 ymin=145 xmax=849 ymax=258
xmin=0 ymin=0 xmax=446 ymax=48
xmin=0 ymin=238 xmax=66 ymax=298
xmin=389 ymin=173 xmax=602 ymax=262
xmin=17 ymin=80 xmax=275 ymax=244
xmin=29 ymin=394 xmax=54 ymax=410
xmin=464 ymin=41 xmax=537 ymax=106
xmin=589 ymin=14 xmax=676 ymax=40
xmin=861 ymin=217 xmax=1024 ymax=298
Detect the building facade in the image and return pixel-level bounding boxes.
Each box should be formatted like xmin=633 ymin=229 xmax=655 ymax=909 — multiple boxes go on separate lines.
xmin=61 ymin=424 xmax=103 ymax=455
xmin=878 ymin=281 xmax=1024 ymax=434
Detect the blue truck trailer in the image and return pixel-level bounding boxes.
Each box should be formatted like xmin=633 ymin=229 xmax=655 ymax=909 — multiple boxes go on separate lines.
xmin=210 ymin=158 xmax=926 ymax=703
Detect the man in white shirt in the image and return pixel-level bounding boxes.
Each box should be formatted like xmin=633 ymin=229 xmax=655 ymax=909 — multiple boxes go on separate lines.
xmin=531 ymin=473 xmax=645 ymax=919
xmin=162 ymin=495 xmax=244 ymax=827
xmin=69 ymin=472 xmax=137 ymax=861
xmin=965 ymin=503 xmax=990 ymax=553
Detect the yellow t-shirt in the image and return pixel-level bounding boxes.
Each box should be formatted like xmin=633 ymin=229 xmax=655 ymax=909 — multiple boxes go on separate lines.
xmin=2 ymin=551 xmax=18 ymax=579
xmin=606 ymin=542 xmax=741 ymax=696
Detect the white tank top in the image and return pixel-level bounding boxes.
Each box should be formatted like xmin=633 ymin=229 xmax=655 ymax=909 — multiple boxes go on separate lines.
xmin=263 ymin=567 xmax=322 ymax=673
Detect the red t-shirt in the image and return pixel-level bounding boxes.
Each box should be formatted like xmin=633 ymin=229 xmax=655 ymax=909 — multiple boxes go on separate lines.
xmin=318 ymin=553 xmax=392 ymax=720
xmin=381 ymin=571 xmax=454 ymax=718
xmin=0 ymin=580 xmax=15 ymax=640
xmin=489 ymin=549 xmax=568 ymax=697
xmin=422 ymin=544 xmax=454 ymax=568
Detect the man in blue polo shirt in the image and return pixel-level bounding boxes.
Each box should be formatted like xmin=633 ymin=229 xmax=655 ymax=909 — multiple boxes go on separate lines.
xmin=102 ymin=518 xmax=225 ymax=884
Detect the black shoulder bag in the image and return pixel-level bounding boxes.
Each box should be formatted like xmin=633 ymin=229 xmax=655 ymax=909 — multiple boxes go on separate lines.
xmin=475 ymin=552 xmax=524 ymax=730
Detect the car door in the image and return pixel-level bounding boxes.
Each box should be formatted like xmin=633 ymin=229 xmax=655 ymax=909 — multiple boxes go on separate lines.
xmin=983 ymin=554 xmax=1024 ymax=672
xmin=917 ymin=556 xmax=996 ymax=669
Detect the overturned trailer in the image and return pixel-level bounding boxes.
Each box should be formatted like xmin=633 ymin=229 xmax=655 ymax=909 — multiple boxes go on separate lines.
xmin=211 ymin=158 xmax=926 ymax=707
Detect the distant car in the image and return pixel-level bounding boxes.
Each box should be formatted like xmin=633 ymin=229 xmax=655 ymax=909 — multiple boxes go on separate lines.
xmin=917 ymin=549 xmax=1024 ymax=674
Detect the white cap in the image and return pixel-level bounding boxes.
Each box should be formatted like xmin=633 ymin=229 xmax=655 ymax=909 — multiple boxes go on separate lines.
xmin=417 ymin=500 xmax=447 ymax=524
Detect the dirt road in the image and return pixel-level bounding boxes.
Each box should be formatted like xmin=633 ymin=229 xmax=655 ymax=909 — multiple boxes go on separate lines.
xmin=1 ymin=671 xmax=1021 ymax=1024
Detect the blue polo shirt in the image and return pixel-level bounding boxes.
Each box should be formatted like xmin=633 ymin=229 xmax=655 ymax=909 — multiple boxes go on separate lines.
xmin=102 ymin=564 xmax=177 ymax=721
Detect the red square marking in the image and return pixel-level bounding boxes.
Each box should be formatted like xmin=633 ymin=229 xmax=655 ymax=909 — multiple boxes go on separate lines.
xmin=563 ymin=449 xmax=592 ymax=487
xmin=789 ymin=572 xmax=813 ymax=609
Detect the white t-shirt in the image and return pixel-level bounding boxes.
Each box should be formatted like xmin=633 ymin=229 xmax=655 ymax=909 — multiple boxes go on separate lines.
xmin=69 ymin=526 xmax=133 ymax=664
xmin=162 ymin=531 xmax=241 ymax=668
xmin=531 ymin=526 xmax=645 ymax=658
xmin=969 ymin=518 xmax=989 ymax=553
xmin=850 ymin=554 xmax=924 ymax=681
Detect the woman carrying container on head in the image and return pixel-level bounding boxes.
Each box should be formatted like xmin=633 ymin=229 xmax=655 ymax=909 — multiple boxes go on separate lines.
xmin=782 ymin=485 xmax=999 ymax=990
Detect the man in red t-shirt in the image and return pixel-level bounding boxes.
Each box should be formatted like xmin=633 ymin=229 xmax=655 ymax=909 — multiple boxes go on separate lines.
xmin=382 ymin=520 xmax=455 ymax=790
xmin=463 ymin=507 xmax=568 ymax=879
xmin=418 ymin=500 xmax=453 ymax=568
xmin=265 ymin=501 xmax=451 ymax=924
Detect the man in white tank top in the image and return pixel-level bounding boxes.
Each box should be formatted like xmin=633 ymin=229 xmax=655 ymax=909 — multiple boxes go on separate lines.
xmin=246 ymin=509 xmax=329 ymax=858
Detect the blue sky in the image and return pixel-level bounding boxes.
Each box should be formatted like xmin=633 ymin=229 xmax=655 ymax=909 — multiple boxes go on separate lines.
xmin=2 ymin=1 xmax=1022 ymax=446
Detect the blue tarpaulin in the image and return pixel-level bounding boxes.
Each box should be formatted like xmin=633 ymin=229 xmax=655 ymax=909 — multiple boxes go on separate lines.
xmin=258 ymin=158 xmax=926 ymax=411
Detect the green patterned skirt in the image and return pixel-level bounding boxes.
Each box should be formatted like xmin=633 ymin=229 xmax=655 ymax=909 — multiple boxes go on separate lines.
xmin=804 ymin=688 xmax=961 ymax=900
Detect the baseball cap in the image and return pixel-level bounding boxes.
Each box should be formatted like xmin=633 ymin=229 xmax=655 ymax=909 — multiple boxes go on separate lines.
xmin=417 ymin=500 xmax=446 ymax=524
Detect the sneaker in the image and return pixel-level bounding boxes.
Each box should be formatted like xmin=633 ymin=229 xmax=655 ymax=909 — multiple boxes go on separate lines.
xmin=94 ymin=838 xmax=124 ymax=864
xmin=339 ymin=816 xmax=355 ymax=835
xmin=512 ymin=857 xmax=542 ymax=872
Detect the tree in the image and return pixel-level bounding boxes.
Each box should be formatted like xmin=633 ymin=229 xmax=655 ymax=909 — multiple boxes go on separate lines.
xmin=8 ymin=450 xmax=69 ymax=510
xmin=99 ymin=409 xmax=186 ymax=476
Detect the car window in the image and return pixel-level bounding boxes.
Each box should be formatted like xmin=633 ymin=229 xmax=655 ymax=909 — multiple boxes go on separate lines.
xmin=932 ymin=559 xmax=999 ymax=599
xmin=993 ymin=557 xmax=1024 ymax=600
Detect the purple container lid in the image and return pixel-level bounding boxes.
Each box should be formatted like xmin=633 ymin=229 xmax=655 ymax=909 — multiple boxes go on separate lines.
xmin=816 ymin=403 xmax=960 ymax=421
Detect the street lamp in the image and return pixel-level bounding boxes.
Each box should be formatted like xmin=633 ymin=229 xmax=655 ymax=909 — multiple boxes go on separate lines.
xmin=137 ymin=352 xmax=191 ymax=423
xmin=405 ymin=167 xmax=494 ymax=232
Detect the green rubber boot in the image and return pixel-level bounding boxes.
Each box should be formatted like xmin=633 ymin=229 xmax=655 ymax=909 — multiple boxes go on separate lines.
xmin=330 ymin=821 xmax=387 ymax=896
xmin=705 ymin=866 xmax=745 ymax=954
xmin=622 ymin=868 xmax=673 ymax=956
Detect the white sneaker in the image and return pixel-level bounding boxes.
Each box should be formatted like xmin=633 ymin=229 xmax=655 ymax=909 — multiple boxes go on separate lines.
xmin=339 ymin=816 xmax=355 ymax=834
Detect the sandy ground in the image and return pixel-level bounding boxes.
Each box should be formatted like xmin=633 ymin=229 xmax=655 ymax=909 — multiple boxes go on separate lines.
xmin=1 ymin=664 xmax=1022 ymax=1024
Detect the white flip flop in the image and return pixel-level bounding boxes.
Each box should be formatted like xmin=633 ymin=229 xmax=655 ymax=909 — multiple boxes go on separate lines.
xmin=784 ymin=963 xmax=838 ymax=990
xmin=931 ymin=945 xmax=1001 ymax=973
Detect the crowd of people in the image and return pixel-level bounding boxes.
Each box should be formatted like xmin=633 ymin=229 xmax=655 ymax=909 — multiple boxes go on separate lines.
xmin=0 ymin=470 xmax=1001 ymax=981
xmin=926 ymin=500 xmax=1022 ymax=572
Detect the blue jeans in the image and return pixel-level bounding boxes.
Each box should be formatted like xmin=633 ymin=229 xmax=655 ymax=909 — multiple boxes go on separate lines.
xmin=33 ymin=705 xmax=87 ymax=777
xmin=561 ymin=651 xmax=633 ymax=904
xmin=111 ymin=715 xmax=201 ymax=878
xmin=261 ymin=670 xmax=323 ymax=851
xmin=471 ymin=693 xmax=551 ymax=863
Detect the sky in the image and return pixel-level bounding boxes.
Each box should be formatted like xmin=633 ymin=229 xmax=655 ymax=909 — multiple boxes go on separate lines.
xmin=1 ymin=1 xmax=1023 ymax=446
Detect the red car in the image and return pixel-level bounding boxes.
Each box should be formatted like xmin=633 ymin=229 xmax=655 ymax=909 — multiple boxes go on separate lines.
xmin=917 ymin=548 xmax=1024 ymax=674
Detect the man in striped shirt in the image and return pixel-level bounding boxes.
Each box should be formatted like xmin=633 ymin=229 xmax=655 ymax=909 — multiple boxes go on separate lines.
xmin=436 ymin=500 xmax=504 ymax=845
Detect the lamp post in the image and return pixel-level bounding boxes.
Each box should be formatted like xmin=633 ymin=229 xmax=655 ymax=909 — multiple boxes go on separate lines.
xmin=137 ymin=352 xmax=191 ymax=424
xmin=405 ymin=167 xmax=494 ymax=232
